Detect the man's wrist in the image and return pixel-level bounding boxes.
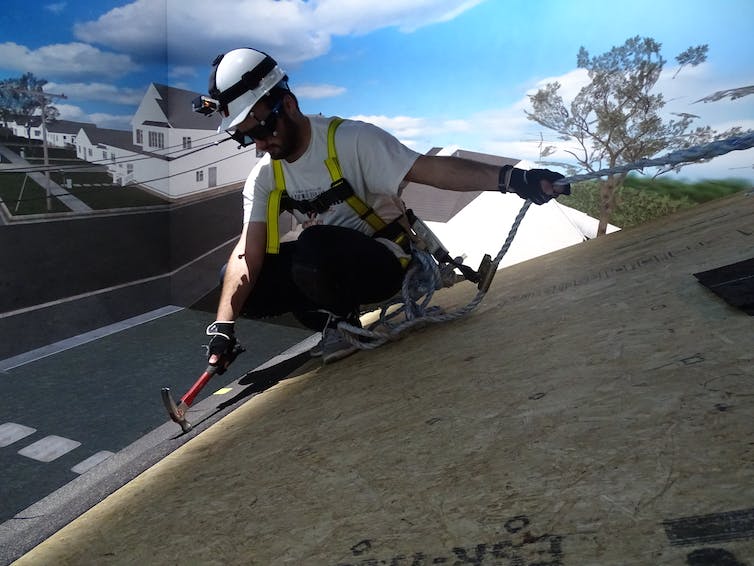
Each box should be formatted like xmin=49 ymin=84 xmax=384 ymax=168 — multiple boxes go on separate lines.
xmin=207 ymin=320 xmax=235 ymax=338
xmin=498 ymin=165 xmax=514 ymax=193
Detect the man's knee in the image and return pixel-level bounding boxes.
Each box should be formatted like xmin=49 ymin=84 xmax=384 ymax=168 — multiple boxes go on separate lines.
xmin=291 ymin=262 xmax=339 ymax=307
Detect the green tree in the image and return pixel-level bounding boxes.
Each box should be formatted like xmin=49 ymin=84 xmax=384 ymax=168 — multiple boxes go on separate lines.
xmin=525 ymin=36 xmax=742 ymax=235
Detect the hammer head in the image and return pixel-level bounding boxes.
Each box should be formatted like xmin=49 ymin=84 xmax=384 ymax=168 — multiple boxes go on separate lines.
xmin=161 ymin=388 xmax=193 ymax=433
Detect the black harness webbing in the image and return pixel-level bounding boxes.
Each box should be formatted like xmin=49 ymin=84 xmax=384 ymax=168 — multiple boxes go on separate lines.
xmin=266 ymin=117 xmax=409 ymax=260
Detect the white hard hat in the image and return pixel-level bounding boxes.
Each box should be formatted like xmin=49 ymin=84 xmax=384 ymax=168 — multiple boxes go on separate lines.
xmin=209 ymin=48 xmax=287 ymax=131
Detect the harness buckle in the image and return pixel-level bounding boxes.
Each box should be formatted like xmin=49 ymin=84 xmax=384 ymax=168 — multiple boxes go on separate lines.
xmin=309 ymin=194 xmax=336 ymax=214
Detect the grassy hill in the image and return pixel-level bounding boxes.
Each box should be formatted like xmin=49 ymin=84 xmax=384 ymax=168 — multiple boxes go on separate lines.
xmin=558 ymin=175 xmax=750 ymax=229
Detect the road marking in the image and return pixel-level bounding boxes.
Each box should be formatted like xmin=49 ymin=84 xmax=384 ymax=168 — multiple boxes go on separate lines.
xmin=71 ymin=451 xmax=115 ymax=474
xmin=5 ymin=422 xmax=118 ymax=474
xmin=17 ymin=435 xmax=81 ymax=462
xmin=0 ymin=305 xmax=183 ymax=371
xmin=213 ymin=387 xmax=233 ymax=395
xmin=0 ymin=422 xmax=37 ymax=447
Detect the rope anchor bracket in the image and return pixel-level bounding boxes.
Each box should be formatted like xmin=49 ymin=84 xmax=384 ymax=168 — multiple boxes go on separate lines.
xmin=476 ymin=254 xmax=495 ymax=292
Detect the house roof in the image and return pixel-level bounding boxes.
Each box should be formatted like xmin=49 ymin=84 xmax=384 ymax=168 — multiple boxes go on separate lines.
xmin=6 ymin=192 xmax=753 ymax=565
xmin=401 ymin=147 xmax=519 ymax=222
xmin=12 ymin=115 xmax=43 ymax=128
xmin=152 ymin=83 xmax=222 ymax=131
xmin=141 ymin=120 xmax=170 ymax=128
xmin=78 ymin=125 xmax=142 ymax=153
xmin=46 ymin=120 xmax=94 ymax=135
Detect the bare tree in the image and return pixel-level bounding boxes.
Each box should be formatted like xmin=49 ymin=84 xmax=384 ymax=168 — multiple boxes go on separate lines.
xmin=525 ymin=36 xmax=741 ymax=235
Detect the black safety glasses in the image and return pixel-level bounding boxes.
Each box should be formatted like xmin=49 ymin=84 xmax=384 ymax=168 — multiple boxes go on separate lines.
xmin=229 ymin=101 xmax=282 ymax=147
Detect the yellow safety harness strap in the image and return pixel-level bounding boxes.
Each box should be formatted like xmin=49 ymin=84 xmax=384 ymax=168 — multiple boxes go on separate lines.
xmin=323 ymin=118 xmax=387 ymax=233
xmin=268 ymin=117 xmax=403 ymax=263
xmin=323 ymin=117 xmax=344 ymax=180
xmin=266 ymin=159 xmax=286 ymax=253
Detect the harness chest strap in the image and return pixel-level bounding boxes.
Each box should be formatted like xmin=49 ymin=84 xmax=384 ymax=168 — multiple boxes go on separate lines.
xmin=266 ymin=117 xmax=394 ymax=254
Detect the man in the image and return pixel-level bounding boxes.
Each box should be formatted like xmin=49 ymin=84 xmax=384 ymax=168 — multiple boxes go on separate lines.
xmin=195 ymin=48 xmax=570 ymax=365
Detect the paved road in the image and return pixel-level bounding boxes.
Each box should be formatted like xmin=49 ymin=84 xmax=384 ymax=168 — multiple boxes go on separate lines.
xmin=0 ymin=307 xmax=313 ymax=524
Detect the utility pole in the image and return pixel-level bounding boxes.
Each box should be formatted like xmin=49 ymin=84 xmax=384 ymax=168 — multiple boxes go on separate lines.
xmin=12 ymin=88 xmax=66 ymax=211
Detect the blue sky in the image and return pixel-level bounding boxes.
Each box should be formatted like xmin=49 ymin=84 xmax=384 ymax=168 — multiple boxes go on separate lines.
xmin=1 ymin=0 xmax=753 ymax=181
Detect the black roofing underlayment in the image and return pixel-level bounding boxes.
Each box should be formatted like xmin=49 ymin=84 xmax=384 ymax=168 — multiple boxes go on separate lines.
xmin=694 ymin=257 xmax=754 ymax=315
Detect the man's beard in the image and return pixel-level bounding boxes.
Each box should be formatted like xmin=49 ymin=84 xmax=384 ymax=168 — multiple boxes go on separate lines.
xmin=266 ymin=112 xmax=300 ymax=160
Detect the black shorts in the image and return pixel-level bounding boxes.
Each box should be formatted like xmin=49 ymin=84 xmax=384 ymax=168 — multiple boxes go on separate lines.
xmin=241 ymin=225 xmax=405 ymax=329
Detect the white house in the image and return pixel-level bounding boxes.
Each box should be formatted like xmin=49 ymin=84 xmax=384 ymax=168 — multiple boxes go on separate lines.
xmin=4 ymin=116 xmax=90 ymax=148
xmin=401 ymin=146 xmax=619 ymax=271
xmin=5 ymin=115 xmax=43 ymax=140
xmin=126 ymin=83 xmax=261 ymax=199
xmin=46 ymin=120 xmax=92 ymax=148
xmin=75 ymin=125 xmax=143 ymax=186
xmin=55 ymin=82 xmax=259 ymax=199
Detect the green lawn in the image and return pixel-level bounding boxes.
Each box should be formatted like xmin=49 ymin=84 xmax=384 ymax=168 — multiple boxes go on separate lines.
xmin=558 ymin=175 xmax=750 ymax=229
xmin=0 ymin=139 xmax=169 ymax=214
xmin=0 ymin=172 xmax=70 ymax=214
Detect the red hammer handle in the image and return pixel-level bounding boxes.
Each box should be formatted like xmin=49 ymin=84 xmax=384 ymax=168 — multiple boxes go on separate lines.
xmin=180 ymin=364 xmax=217 ymax=407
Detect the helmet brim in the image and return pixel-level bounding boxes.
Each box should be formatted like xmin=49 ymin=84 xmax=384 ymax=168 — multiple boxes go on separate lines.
xmin=220 ymin=66 xmax=287 ymax=133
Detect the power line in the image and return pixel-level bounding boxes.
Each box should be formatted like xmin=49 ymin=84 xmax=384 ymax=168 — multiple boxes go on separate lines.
xmin=0 ymin=129 xmax=230 ymax=174
xmin=0 ymin=130 xmax=257 ymax=209
xmin=3 ymin=142 xmax=257 ymax=207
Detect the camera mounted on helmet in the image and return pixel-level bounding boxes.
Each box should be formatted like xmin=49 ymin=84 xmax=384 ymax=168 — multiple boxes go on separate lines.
xmin=192 ymin=95 xmax=222 ymax=116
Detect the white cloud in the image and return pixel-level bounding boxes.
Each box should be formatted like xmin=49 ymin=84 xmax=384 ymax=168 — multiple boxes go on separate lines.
xmin=53 ymin=104 xmax=131 ymax=129
xmin=73 ymin=0 xmax=483 ymax=65
xmin=74 ymin=0 xmax=167 ymax=60
xmin=89 ymin=112 xmax=133 ymax=130
xmin=46 ymin=82 xmax=145 ymax=106
xmin=295 ymin=84 xmax=347 ymax=99
xmin=350 ymin=114 xmax=472 ymax=148
xmin=45 ymin=2 xmax=67 ymax=14
xmin=168 ymin=66 xmax=197 ymax=79
xmin=351 ymin=65 xmax=754 ymax=182
xmin=0 ymin=42 xmax=140 ymax=80
xmin=311 ymin=0 xmax=485 ymax=35
xmin=53 ymin=103 xmax=89 ymax=122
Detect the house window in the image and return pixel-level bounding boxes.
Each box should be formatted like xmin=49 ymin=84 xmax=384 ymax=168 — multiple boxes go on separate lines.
xmin=136 ymin=129 xmax=143 ymax=144
xmin=127 ymin=164 xmax=133 ymax=174
xmin=110 ymin=153 xmax=115 ymax=163
xmin=182 ymin=137 xmax=192 ymax=149
xmin=196 ymin=170 xmax=204 ymax=182
xmin=102 ymin=150 xmax=108 ymax=159
xmin=148 ymin=131 xmax=164 ymax=149
xmin=88 ymin=148 xmax=92 ymax=157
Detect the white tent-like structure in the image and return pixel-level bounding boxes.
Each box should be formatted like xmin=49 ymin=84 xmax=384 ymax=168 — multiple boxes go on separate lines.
xmin=402 ymin=146 xmax=620 ymax=273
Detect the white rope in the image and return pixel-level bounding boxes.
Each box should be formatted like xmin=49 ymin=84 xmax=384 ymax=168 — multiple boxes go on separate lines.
xmin=338 ymin=200 xmax=532 ymax=349
xmin=338 ymin=130 xmax=754 ymax=349
xmin=555 ymin=132 xmax=754 ymax=185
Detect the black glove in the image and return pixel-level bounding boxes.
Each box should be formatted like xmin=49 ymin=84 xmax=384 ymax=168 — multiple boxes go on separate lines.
xmin=206 ymin=321 xmax=236 ymax=370
xmin=498 ymin=165 xmax=571 ymax=205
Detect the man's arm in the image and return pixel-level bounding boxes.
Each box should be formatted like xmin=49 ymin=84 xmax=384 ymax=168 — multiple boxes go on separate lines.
xmin=404 ymin=155 xmax=568 ymax=201
xmin=405 ymin=155 xmax=499 ymax=191
xmin=208 ymin=221 xmax=267 ymax=364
